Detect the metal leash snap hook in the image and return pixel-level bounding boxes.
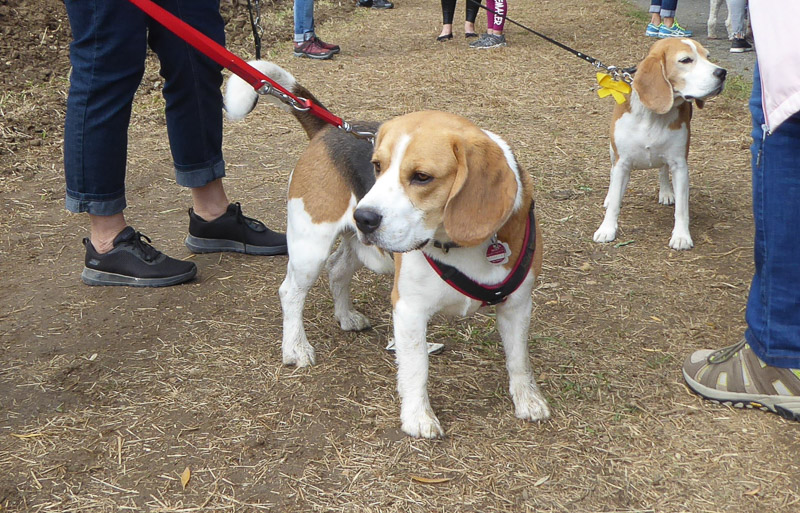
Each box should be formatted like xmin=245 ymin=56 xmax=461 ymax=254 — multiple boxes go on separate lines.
xmin=341 ymin=121 xmax=376 ymax=144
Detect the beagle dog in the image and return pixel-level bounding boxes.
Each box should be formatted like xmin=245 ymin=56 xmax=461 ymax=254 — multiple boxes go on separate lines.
xmin=225 ymin=62 xmax=549 ymax=438
xmin=593 ymin=38 xmax=726 ymax=250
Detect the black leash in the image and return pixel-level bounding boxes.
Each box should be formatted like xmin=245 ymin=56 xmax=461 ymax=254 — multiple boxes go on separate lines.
xmin=246 ymin=0 xmax=263 ymax=59
xmin=467 ymin=0 xmax=636 ymax=83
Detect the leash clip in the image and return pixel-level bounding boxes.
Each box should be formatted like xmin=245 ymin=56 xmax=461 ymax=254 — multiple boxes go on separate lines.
xmin=256 ymin=80 xmax=311 ymax=112
xmin=340 ymin=121 xmax=376 ymax=144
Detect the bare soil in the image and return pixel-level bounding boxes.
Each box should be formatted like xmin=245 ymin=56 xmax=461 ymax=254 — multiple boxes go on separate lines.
xmin=1 ymin=0 xmax=798 ymax=511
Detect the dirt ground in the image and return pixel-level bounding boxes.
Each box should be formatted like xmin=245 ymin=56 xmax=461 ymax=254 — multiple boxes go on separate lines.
xmin=1 ymin=0 xmax=798 ymax=511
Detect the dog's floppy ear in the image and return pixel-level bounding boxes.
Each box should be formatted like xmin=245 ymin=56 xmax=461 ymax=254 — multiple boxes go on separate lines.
xmin=633 ymin=53 xmax=674 ymax=114
xmin=443 ymin=135 xmax=518 ymax=247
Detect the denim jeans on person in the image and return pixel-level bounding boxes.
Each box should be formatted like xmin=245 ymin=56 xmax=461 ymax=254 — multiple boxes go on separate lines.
xmin=64 ymin=0 xmax=226 ymax=215
xmin=294 ymin=0 xmax=315 ymax=42
xmin=745 ymin=63 xmax=800 ymax=368
xmin=649 ymin=0 xmax=677 ymax=18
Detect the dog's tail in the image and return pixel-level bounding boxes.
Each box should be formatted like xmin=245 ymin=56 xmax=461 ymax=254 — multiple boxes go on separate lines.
xmin=224 ymin=60 xmax=330 ymax=140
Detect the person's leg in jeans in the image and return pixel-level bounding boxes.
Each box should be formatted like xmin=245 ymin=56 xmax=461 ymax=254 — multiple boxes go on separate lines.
xmin=744 ymin=66 xmax=800 ymax=369
xmin=148 ymin=0 xmax=229 ymax=222
xmin=64 ymin=0 xmax=149 ymax=252
xmin=293 ymin=0 xmax=315 ymax=45
xmin=683 ymin=63 xmax=800 ymax=420
xmin=728 ymin=0 xmax=752 ymax=52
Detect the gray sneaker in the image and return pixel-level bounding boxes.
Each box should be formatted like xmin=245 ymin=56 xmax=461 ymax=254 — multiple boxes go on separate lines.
xmin=469 ymin=33 xmax=507 ymax=49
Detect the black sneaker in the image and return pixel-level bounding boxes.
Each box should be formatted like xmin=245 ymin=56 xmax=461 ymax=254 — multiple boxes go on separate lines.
xmin=81 ymin=227 xmax=197 ymax=287
xmin=730 ymin=38 xmax=752 ymax=53
xmin=185 ymin=202 xmax=288 ymax=256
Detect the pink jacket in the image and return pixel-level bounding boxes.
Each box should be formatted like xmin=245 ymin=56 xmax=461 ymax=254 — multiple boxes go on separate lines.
xmin=749 ymin=2 xmax=800 ymax=132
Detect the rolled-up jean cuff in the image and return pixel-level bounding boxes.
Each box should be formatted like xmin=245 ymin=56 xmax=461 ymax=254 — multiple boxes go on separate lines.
xmin=659 ymin=9 xmax=676 ymax=17
xmin=174 ymin=158 xmax=226 ymax=188
xmin=65 ymin=194 xmax=127 ymax=215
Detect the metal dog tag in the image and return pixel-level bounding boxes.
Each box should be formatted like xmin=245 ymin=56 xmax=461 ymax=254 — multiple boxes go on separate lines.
xmin=486 ymin=240 xmax=511 ymax=265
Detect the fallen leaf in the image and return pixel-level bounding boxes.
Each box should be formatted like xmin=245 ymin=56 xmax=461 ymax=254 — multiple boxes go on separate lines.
xmin=534 ymin=475 xmax=550 ymax=487
xmin=411 ymin=475 xmax=451 ymax=485
xmin=181 ymin=467 xmax=191 ymax=489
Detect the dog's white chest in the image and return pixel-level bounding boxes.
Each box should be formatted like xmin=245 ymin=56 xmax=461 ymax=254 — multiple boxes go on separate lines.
xmin=614 ymin=110 xmax=688 ymax=170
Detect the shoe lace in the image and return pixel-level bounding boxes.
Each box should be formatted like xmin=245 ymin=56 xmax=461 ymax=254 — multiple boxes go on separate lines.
xmin=232 ymin=202 xmax=267 ymax=233
xmin=707 ymin=338 xmax=747 ymax=365
xmin=129 ymin=231 xmax=161 ymax=262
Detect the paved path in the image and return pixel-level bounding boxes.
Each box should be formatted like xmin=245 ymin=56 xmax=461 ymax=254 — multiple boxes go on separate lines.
xmin=632 ymin=0 xmax=755 ymax=79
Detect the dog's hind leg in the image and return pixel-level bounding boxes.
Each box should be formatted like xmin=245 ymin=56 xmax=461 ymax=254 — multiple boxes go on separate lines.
xmin=496 ymin=283 xmax=551 ymax=422
xmin=279 ymin=203 xmax=340 ymax=367
xmin=658 ymin=165 xmax=675 ymax=205
xmin=327 ymin=232 xmax=371 ymax=332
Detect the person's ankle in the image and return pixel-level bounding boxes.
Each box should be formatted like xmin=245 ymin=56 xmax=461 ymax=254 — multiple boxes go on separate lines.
xmin=192 ymin=204 xmax=228 ymax=223
xmin=90 ymin=236 xmax=116 ymax=254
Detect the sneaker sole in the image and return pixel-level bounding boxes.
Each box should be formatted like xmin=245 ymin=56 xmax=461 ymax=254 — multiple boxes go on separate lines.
xmin=470 ymin=43 xmax=507 ymax=49
xmin=185 ymin=235 xmax=288 ymax=256
xmin=730 ymin=48 xmax=752 ymax=53
xmin=683 ymin=368 xmax=800 ymax=421
xmin=81 ymin=266 xmax=197 ymax=287
xmin=293 ymin=51 xmax=334 ymax=60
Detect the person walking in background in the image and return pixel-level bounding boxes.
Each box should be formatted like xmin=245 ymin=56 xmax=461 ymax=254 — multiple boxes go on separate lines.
xmin=727 ymin=0 xmax=752 ymax=53
xmin=682 ymin=0 xmax=800 ymax=422
xmin=293 ymin=0 xmax=340 ymax=59
xmin=64 ymin=0 xmax=287 ymax=288
xmin=469 ymin=0 xmax=507 ymax=48
xmin=437 ymin=0 xmax=479 ymax=42
xmin=646 ymin=0 xmax=693 ymax=38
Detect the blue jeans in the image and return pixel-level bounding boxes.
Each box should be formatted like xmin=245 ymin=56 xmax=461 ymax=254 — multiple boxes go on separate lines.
xmin=294 ymin=0 xmax=315 ymax=43
xmin=649 ymin=0 xmax=677 ymax=18
xmin=64 ymin=0 xmax=226 ymax=215
xmin=745 ymin=63 xmax=800 ymax=368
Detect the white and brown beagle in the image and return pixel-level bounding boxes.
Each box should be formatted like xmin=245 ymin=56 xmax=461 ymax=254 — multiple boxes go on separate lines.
xmin=225 ymin=62 xmax=549 ymax=438
xmin=593 ymin=38 xmax=726 ymax=250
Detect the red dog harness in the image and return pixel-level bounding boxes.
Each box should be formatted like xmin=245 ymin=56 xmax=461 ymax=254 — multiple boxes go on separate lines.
xmin=423 ymin=204 xmax=537 ymax=306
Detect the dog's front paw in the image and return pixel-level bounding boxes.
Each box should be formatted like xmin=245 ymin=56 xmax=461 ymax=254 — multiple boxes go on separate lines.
xmin=593 ymin=224 xmax=618 ymax=244
xmin=282 ymin=341 xmax=316 ymax=367
xmin=401 ymin=406 xmax=444 ymax=438
xmin=659 ymin=190 xmax=675 ymax=205
xmin=338 ymin=310 xmax=371 ymax=332
xmin=669 ymin=231 xmax=694 ymax=251
xmin=510 ymin=382 xmax=551 ymax=422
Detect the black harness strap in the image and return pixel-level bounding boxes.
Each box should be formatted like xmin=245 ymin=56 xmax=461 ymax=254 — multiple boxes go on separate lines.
xmin=424 ymin=203 xmax=537 ymax=306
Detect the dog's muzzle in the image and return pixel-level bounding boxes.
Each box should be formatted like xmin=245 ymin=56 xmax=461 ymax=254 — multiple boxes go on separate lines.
xmin=354 ymin=207 xmax=382 ymax=236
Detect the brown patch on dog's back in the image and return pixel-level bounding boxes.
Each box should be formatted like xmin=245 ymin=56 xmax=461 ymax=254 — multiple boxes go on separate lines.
xmin=289 ymin=133 xmax=352 ymax=224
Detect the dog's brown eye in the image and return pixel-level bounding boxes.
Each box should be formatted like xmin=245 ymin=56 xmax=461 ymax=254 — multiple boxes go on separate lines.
xmin=372 ymin=161 xmax=381 ymax=175
xmin=411 ymin=172 xmax=432 ymax=185
xmin=679 ymin=57 xmax=693 ymax=64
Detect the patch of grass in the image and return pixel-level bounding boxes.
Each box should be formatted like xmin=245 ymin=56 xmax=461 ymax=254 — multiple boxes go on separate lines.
xmin=721 ymin=73 xmax=752 ymax=103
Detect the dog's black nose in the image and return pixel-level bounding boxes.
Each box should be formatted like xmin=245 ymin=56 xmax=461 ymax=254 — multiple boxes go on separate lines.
xmin=715 ymin=67 xmax=727 ymax=81
xmin=354 ymin=208 xmax=382 ymax=234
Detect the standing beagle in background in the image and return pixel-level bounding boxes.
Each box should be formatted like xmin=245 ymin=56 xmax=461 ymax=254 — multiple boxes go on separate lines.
xmin=225 ymin=62 xmax=549 ymax=438
xmin=593 ymin=38 xmax=726 ymax=250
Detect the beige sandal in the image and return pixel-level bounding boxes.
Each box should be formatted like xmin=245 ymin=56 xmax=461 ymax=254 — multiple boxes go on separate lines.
xmin=683 ymin=339 xmax=800 ymax=421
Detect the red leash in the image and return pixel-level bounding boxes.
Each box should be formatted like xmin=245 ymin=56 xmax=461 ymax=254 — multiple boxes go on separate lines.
xmin=127 ymin=0 xmax=373 ymax=140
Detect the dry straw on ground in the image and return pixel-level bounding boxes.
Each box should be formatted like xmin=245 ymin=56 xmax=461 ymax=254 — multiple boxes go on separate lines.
xmin=1 ymin=0 xmax=798 ymax=512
